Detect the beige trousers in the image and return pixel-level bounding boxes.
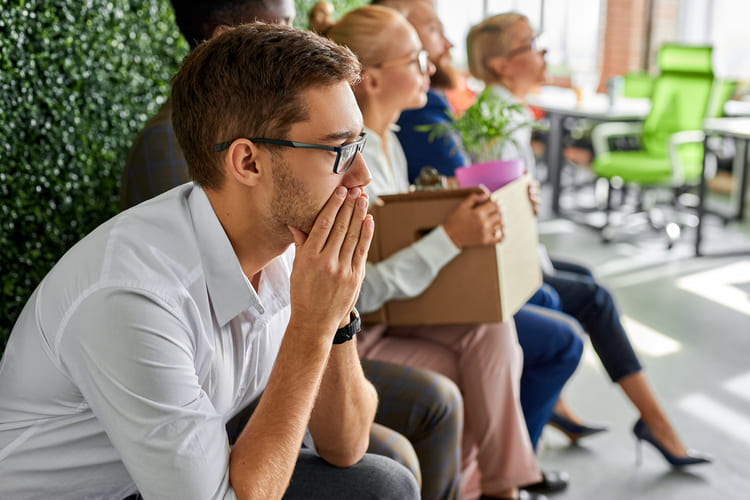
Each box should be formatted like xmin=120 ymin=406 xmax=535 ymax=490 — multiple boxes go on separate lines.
xmin=358 ymin=321 xmax=541 ymax=499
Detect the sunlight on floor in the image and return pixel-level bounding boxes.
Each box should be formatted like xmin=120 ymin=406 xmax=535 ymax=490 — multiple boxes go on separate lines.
xmin=678 ymin=393 xmax=750 ymax=447
xmin=623 ymin=316 xmax=682 ymax=357
xmin=578 ymin=316 xmax=681 ymax=369
xmin=676 ymin=261 xmax=750 ymax=317
xmin=723 ymin=371 xmax=750 ymax=403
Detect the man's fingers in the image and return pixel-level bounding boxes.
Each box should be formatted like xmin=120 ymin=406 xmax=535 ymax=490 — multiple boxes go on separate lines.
xmin=338 ymin=194 xmax=369 ymax=264
xmin=351 ymin=214 xmax=374 ymax=275
xmin=305 ymin=186 xmax=348 ymax=253
xmin=323 ymin=187 xmax=360 ymax=257
xmin=288 ymin=225 xmax=308 ymax=247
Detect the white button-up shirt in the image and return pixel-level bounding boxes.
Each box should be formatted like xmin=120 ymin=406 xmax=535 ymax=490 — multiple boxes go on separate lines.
xmin=0 ymin=183 xmax=294 ymax=499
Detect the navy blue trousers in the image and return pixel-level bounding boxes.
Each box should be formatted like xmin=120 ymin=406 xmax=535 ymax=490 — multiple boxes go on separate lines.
xmin=537 ymin=259 xmax=642 ymax=383
xmin=514 ymin=304 xmax=583 ymax=448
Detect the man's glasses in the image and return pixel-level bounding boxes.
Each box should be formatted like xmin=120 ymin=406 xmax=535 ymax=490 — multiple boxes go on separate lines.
xmin=373 ymin=49 xmax=430 ymax=74
xmin=213 ymin=132 xmax=368 ymax=174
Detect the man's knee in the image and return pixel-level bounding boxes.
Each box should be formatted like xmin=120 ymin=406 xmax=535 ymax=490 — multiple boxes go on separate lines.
xmin=368 ymin=423 xmax=421 ymax=486
xmin=354 ymin=453 xmax=421 ymax=500
xmin=285 ymin=451 xmax=420 ymax=499
xmin=417 ymin=369 xmax=462 ymax=426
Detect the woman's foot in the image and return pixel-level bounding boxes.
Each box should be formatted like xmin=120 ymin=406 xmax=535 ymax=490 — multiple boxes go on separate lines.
xmin=639 ymin=415 xmax=687 ymax=457
xmin=548 ymin=412 xmax=609 ymax=442
xmin=548 ymin=399 xmax=608 ymax=442
xmin=633 ymin=418 xmax=712 ymax=467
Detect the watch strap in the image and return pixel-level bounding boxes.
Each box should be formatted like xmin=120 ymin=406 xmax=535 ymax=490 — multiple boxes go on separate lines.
xmin=332 ymin=308 xmax=361 ymax=344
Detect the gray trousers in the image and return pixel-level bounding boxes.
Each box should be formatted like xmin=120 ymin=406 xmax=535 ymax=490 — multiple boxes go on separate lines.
xmin=283 ymin=449 xmax=420 ymax=499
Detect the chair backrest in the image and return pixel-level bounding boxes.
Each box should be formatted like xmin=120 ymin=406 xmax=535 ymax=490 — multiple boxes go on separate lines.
xmin=642 ymin=44 xmax=714 ymax=156
xmin=705 ymin=79 xmax=737 ymax=118
xmin=623 ymin=71 xmax=655 ymax=98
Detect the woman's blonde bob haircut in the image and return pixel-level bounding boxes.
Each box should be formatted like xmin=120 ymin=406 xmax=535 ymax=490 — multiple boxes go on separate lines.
xmin=321 ymin=5 xmax=408 ymax=69
xmin=466 ymin=12 xmax=527 ymax=84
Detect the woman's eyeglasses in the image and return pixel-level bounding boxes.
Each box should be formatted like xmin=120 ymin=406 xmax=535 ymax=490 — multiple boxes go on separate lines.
xmin=372 ymin=49 xmax=430 ymax=74
xmin=505 ymin=35 xmax=544 ymax=58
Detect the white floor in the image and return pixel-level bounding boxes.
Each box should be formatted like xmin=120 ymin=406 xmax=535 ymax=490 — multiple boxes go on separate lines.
xmin=532 ymin=181 xmax=750 ymax=499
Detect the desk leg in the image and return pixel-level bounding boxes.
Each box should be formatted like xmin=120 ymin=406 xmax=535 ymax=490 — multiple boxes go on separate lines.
xmin=695 ymin=135 xmax=709 ymax=257
xmin=734 ymin=138 xmax=749 ymax=221
xmin=545 ymin=112 xmax=565 ymax=215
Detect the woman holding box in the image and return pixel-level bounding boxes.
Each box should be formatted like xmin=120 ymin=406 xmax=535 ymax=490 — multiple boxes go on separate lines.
xmin=321 ymin=5 xmax=580 ymax=499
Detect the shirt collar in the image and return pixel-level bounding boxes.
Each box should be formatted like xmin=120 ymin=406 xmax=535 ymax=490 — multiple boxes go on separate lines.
xmin=188 ymin=186 xmax=258 ymax=327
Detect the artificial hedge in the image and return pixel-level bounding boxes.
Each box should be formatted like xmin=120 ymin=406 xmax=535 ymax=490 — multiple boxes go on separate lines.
xmin=0 ymin=0 xmax=368 ymax=353
xmin=0 ymin=1 xmax=187 ymax=351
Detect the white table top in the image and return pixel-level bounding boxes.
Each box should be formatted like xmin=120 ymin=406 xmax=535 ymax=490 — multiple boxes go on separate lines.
xmin=526 ymin=85 xmax=651 ymax=121
xmin=725 ymin=99 xmax=750 ymax=117
xmin=703 ymin=117 xmax=750 ymax=139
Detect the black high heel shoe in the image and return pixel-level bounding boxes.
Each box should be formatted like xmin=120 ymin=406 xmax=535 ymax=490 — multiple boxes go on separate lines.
xmin=547 ymin=412 xmax=609 ymax=442
xmin=632 ymin=419 xmax=712 ymax=467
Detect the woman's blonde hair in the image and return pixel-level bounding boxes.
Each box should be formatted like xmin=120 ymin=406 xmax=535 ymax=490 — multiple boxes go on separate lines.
xmin=466 ymin=12 xmax=527 ymax=84
xmin=321 ymin=5 xmax=406 ymax=68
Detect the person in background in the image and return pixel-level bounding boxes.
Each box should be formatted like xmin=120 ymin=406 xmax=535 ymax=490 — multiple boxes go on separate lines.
xmin=308 ymin=0 xmax=335 ymax=34
xmin=372 ymin=0 xmax=468 ymax=181
xmin=0 ymin=23 xmax=421 ymax=499
xmin=322 ymin=5 xmax=576 ymax=499
xmin=120 ymin=0 xmax=465 ymax=495
xmin=464 ymin=12 xmax=711 ymax=467
xmin=373 ymin=0 xmax=605 ymax=458
xmin=120 ymin=0 xmax=295 ymax=210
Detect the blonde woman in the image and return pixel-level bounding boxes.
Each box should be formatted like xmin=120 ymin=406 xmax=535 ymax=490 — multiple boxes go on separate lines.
xmin=466 ymin=13 xmax=711 ymax=467
xmin=322 ymin=6 xmax=565 ymax=500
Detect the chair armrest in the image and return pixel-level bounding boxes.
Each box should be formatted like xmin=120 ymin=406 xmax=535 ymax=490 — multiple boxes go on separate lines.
xmin=591 ymin=121 xmax=643 ymax=156
xmin=668 ymin=130 xmax=705 ymax=184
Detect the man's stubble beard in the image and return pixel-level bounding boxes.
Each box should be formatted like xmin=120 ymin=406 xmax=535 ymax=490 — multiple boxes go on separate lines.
xmin=429 ymin=52 xmax=460 ymax=91
xmin=269 ymin=155 xmax=318 ymax=238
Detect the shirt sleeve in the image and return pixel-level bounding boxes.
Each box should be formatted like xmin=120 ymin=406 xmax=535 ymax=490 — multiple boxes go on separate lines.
xmin=356 ymin=225 xmax=460 ymax=313
xmin=57 ymin=288 xmax=237 ymax=500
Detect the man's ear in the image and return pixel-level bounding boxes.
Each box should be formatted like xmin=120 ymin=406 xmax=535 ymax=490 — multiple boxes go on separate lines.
xmin=226 ymin=139 xmax=264 ymax=187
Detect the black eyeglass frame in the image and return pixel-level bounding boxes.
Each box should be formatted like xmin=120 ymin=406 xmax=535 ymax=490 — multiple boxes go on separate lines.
xmin=213 ymin=132 xmax=368 ymax=174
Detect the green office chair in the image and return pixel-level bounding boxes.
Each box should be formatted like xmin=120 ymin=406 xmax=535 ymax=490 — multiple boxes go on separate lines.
xmin=591 ymin=44 xmax=736 ymax=246
xmin=623 ymin=71 xmax=656 ymax=99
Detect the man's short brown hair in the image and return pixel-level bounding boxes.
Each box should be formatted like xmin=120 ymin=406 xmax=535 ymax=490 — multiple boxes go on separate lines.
xmin=171 ymin=23 xmax=361 ymax=189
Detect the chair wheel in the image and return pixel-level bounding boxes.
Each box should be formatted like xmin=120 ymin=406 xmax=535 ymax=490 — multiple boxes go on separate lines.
xmin=665 ymin=222 xmax=680 ymax=249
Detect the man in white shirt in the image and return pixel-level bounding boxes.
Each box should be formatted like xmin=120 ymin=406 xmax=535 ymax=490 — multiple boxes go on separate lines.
xmin=0 ymin=24 xmax=419 ymax=500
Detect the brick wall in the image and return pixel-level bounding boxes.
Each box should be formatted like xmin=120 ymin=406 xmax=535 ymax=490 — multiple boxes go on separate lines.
xmin=598 ymin=0 xmax=648 ymax=92
xmin=598 ymin=0 xmax=681 ymax=92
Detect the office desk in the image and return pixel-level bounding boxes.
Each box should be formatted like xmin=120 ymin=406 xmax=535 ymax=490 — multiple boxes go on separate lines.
xmin=527 ymin=87 xmax=650 ymax=214
xmin=725 ymin=99 xmax=750 ymax=117
xmin=696 ymin=117 xmax=750 ymax=256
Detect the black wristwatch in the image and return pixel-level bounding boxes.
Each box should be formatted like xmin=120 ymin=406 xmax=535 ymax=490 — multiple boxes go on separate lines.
xmin=332 ymin=308 xmax=361 ymax=344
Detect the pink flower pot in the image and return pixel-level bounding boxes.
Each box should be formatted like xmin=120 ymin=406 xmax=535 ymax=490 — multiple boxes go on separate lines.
xmin=455 ymin=159 xmax=525 ymax=192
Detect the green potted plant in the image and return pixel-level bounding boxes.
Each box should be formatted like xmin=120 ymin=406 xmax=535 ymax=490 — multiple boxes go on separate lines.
xmin=417 ymin=87 xmax=531 ymax=191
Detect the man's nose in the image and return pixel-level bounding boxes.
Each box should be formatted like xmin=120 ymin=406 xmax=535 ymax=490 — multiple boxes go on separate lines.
xmin=345 ymin=152 xmax=371 ymax=188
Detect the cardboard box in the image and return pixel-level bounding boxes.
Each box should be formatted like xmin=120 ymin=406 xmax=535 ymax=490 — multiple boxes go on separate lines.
xmin=362 ymin=173 xmax=541 ymax=325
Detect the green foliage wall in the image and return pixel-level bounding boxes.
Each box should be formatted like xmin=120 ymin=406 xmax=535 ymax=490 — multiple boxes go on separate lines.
xmin=0 ymin=1 xmax=188 ymax=351
xmin=0 ymin=0 xmax=369 ymax=352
